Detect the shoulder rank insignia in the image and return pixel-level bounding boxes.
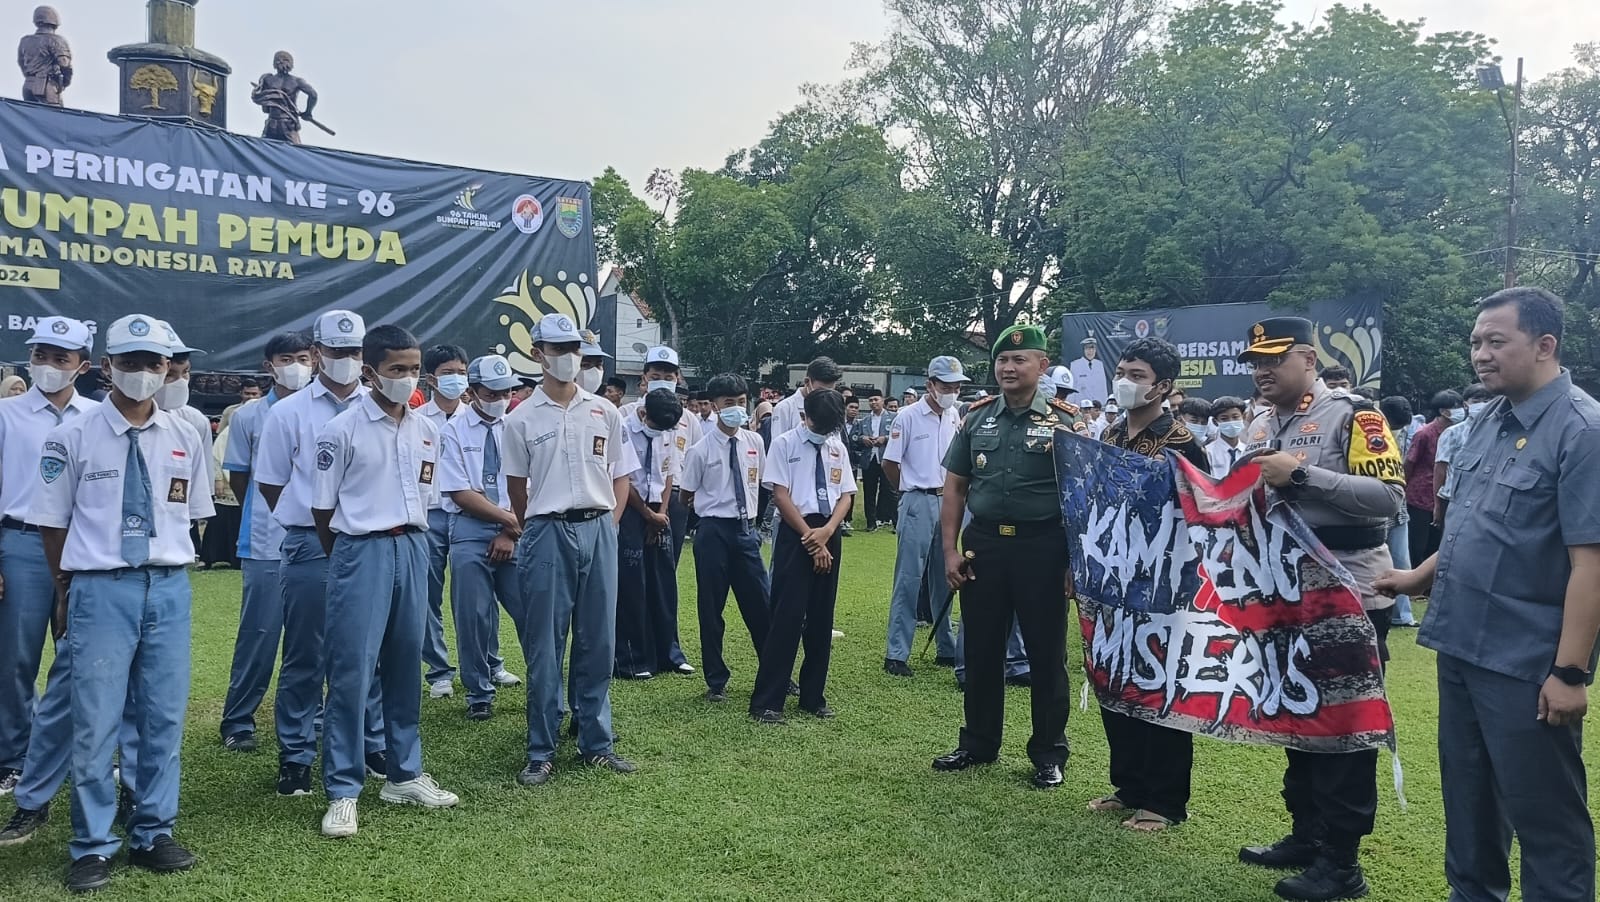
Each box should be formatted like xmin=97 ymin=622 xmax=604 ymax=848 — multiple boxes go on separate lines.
xmin=1048 ymin=397 xmax=1081 ymax=417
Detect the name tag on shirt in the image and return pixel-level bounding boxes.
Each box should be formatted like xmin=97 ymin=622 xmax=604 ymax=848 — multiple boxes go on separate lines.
xmin=747 ymin=466 xmax=759 ymax=486
xmin=830 ymin=468 xmax=842 ymax=485
xmin=592 ymin=436 xmax=607 ymax=457
xmin=419 ymin=461 xmax=435 ymax=485
xmin=167 ymin=477 xmax=189 ymax=503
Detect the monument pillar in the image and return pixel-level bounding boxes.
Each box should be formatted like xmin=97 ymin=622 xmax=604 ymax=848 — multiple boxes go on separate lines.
xmin=107 ymin=0 xmax=230 ymax=127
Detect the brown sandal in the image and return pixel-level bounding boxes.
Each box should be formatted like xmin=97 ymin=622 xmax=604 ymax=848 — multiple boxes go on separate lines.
xmin=1122 ymin=809 xmax=1176 ymax=832
xmin=1087 ymin=795 xmax=1127 ymax=813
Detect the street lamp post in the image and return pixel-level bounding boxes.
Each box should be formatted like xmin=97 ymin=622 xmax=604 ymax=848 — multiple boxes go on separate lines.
xmin=1479 ymin=58 xmax=1525 ymax=289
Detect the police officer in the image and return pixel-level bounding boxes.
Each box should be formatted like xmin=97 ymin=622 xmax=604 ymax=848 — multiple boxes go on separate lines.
xmin=34 ymin=314 xmax=214 ymax=892
xmin=882 ymin=357 xmax=967 ymax=677
xmin=933 ymin=324 xmax=1088 ymax=789
xmin=438 ymin=355 xmax=526 ymax=722
xmin=1234 ymin=317 xmax=1404 ymax=901
xmin=503 ymin=315 xmax=639 ymax=786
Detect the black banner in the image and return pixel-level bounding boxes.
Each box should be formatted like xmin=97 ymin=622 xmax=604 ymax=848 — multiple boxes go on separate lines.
xmin=1061 ymin=297 xmax=1384 ymax=400
xmin=0 ymin=99 xmax=602 ymax=373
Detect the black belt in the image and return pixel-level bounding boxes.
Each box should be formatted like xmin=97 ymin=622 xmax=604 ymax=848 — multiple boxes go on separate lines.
xmin=1313 ymin=525 xmax=1388 ymax=552
xmin=967 ymin=518 xmax=1062 ymax=539
xmin=529 ymin=509 xmax=608 ymax=524
xmin=906 ymin=488 xmax=944 ymax=497
xmin=1 ymin=517 xmax=39 ymax=532
xmin=350 ymin=525 xmax=423 ymax=540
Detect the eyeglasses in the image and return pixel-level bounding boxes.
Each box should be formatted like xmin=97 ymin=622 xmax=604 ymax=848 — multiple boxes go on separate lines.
xmin=1249 ymin=348 xmax=1312 ymax=370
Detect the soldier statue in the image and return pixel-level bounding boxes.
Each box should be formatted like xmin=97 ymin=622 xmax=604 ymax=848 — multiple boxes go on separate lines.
xmin=18 ymin=5 xmax=71 ymax=106
xmin=250 ymin=51 xmax=318 ymax=143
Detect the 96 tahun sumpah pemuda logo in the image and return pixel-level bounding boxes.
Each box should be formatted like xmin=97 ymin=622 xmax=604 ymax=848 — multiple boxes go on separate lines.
xmin=492 ymin=269 xmax=596 ymax=374
xmin=1313 ymin=316 xmax=1382 ymax=388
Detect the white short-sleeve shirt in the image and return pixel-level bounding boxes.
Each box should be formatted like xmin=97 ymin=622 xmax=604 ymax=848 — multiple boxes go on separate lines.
xmin=1206 ymin=438 xmax=1244 ymax=480
xmin=625 ymin=414 xmax=679 ymax=504
xmin=311 ymin=394 xmax=438 ymax=535
xmin=0 ymin=387 xmax=97 ymax=522
xmin=32 ymin=403 xmax=215 ymax=571
xmin=763 ymin=427 xmax=857 ymax=517
xmin=681 ymin=427 xmax=764 ymax=519
xmin=222 ymin=394 xmax=285 ymax=560
xmin=503 ymin=387 xmax=636 ymax=516
xmin=882 ymin=397 xmax=959 ymax=491
xmin=254 ymin=381 xmax=367 ymax=528
xmin=415 ymin=399 xmax=462 ymax=512
xmin=770 ymin=391 xmax=805 ymax=443
xmin=438 ymin=410 xmax=510 ymax=517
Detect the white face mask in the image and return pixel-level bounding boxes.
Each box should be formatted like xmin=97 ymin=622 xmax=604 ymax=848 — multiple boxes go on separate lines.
xmin=320 ymin=355 xmax=362 ymax=386
xmin=578 ymin=368 xmax=604 ymax=394
xmin=1218 ymin=420 xmax=1246 ymax=439
xmin=1113 ymin=377 xmax=1157 ymax=410
xmin=930 ymin=388 xmax=960 ymax=409
xmin=373 ymin=373 xmax=418 ymax=405
xmin=273 ymin=362 xmax=313 ymax=391
xmin=110 ymin=366 xmax=165 ymax=403
xmin=28 ymin=362 xmax=79 ymax=394
xmin=542 ymin=353 xmax=581 ymax=383
xmin=478 ymin=398 xmax=509 ymax=420
xmin=1467 ymin=401 xmax=1488 ymax=419
xmin=154 ymin=377 xmax=190 ymax=411
xmin=646 ymin=379 xmax=677 ymax=394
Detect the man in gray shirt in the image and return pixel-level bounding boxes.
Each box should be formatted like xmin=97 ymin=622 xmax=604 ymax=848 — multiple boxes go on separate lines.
xmin=1379 ymin=286 xmax=1600 ymax=902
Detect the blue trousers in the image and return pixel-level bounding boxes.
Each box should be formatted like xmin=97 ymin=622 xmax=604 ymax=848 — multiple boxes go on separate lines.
xmin=886 ymin=491 xmax=955 ymax=662
xmin=422 ymin=508 xmax=457 ymax=684
xmin=66 ymin=568 xmax=189 ymax=860
xmin=323 ymin=530 xmax=428 ymax=799
xmin=954 ymin=616 xmax=1030 ymax=682
xmin=518 ymin=517 xmax=617 ymax=762
xmin=275 ymin=527 xmax=383 ymax=767
xmin=0 ymin=526 xmax=54 ymax=771
xmin=448 ymin=515 xmax=524 ymax=706
xmin=1387 ymin=516 xmax=1416 ymax=624
xmin=14 ymin=637 xmax=137 ymax=811
xmin=615 ymin=508 xmax=687 ymax=675
xmin=692 ymin=517 xmax=771 ymax=694
xmin=219 ymin=557 xmax=282 ymax=738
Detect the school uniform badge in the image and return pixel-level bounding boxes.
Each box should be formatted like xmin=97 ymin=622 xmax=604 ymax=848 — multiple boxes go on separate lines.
xmin=592 ymin=436 xmax=606 ymax=457
xmin=167 ymin=477 xmax=189 ymax=503
xmin=40 ymin=456 xmax=65 ymax=484
xmin=419 ymin=461 xmax=435 ymax=485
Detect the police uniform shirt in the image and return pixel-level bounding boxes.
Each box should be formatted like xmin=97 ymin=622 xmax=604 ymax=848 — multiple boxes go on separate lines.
xmin=223 ymin=395 xmax=285 ymax=559
xmin=770 ymin=391 xmax=806 ymax=443
xmin=0 ymin=386 xmax=97 ymax=523
xmin=625 ymin=414 xmax=679 ymax=505
xmin=763 ymin=428 xmax=856 ymax=517
xmin=255 ymin=381 xmax=369 ymax=528
xmin=680 ymin=427 xmax=764 ymax=518
xmin=311 ymin=393 xmax=438 ymax=535
xmin=1205 ymin=437 xmax=1244 ymax=480
xmin=882 ymin=396 xmax=959 ymax=491
xmin=415 ymin=400 xmax=462 ymax=512
xmin=32 ymin=403 xmax=215 ymax=571
xmin=1421 ymin=370 xmax=1600 ymax=683
xmin=503 ymin=386 xmax=639 ymax=517
xmin=437 ymin=410 xmax=510 ymax=516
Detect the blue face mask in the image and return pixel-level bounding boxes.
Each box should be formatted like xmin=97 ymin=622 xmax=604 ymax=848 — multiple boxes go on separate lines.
xmin=435 ymin=374 xmax=468 ymax=400
xmin=718 ymin=406 xmax=750 ymax=428
xmin=647 ymin=379 xmax=677 ymax=394
xmin=1447 ymin=407 xmax=1466 ymax=424
xmin=802 ymin=427 xmax=828 ymax=445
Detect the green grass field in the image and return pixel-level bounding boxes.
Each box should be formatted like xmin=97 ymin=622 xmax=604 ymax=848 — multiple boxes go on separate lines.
xmin=1 ymin=527 xmax=1594 ymax=900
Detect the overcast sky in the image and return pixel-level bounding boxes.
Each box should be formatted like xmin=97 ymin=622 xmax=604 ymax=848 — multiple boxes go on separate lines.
xmin=43 ymin=1 xmax=1600 ymax=190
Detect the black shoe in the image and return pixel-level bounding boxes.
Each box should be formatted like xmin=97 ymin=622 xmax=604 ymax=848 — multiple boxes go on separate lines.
xmin=0 ymin=803 xmax=48 ymax=846
xmin=66 ymin=854 xmax=112 ymax=894
xmin=364 ymin=750 xmax=389 ymax=779
xmin=1241 ymin=835 xmax=1322 ymax=870
xmin=801 ymin=705 xmax=836 ymax=719
xmin=934 ymin=656 xmax=957 ymax=668
xmin=516 ymin=760 xmax=555 ymax=787
xmin=705 ymin=689 xmax=727 ymax=703
xmin=0 ymin=766 xmax=20 ymax=795
xmin=128 ymin=835 xmax=196 ymax=873
xmin=583 ymin=753 xmax=637 ymax=774
xmin=1274 ymin=855 xmax=1369 ymax=901
xmin=1030 ymin=763 xmax=1064 ymax=789
xmin=932 ymin=749 xmax=995 ymax=771
xmin=1006 ymin=673 xmax=1033 ymax=687
xmin=114 ymin=785 xmax=134 ymax=830
xmin=883 ymin=659 xmax=914 ymax=678
xmin=276 ymin=762 xmax=312 ymax=797
xmin=467 ymin=702 xmax=493 ymax=721
xmin=750 ymin=709 xmax=786 ymax=725
xmin=221 ymin=732 xmax=257 ymax=752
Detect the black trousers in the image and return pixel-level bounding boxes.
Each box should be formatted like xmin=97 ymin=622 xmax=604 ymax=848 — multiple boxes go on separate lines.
xmin=957 ymin=522 xmax=1070 ymax=767
xmin=1282 ymin=747 xmax=1379 ymax=850
xmin=614 ymin=507 xmax=686 ymax=675
xmin=1406 ymin=505 xmax=1440 ymax=567
xmin=750 ymin=515 xmax=840 ymax=714
xmin=668 ymin=490 xmax=690 ymax=566
xmin=694 ymin=517 xmax=772 ymax=693
xmin=861 ymin=458 xmax=896 ymax=526
xmin=1101 ymin=709 xmax=1193 ymax=822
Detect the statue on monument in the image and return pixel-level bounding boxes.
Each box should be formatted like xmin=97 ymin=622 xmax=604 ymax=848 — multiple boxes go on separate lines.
xmin=18 ymin=5 xmax=72 ymax=106
xmin=250 ymin=51 xmax=320 ymax=143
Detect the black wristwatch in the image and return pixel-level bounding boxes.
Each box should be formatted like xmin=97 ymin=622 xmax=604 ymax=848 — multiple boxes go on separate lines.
xmin=1551 ymin=665 xmax=1591 ymax=686
xmin=1289 ymin=466 xmax=1310 ymax=487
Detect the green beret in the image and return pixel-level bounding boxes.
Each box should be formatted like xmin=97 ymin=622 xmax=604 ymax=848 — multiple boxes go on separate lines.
xmin=993 ymin=323 xmax=1047 ymax=358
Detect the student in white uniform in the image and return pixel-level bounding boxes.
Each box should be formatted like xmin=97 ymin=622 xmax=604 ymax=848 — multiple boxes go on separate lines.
xmin=679 ymin=373 xmax=771 ymax=702
xmin=882 ymin=357 xmax=966 ymax=678
xmin=749 ymin=389 xmax=856 ymax=723
xmin=34 ymin=314 xmax=214 ymax=893
xmin=615 ymin=388 xmax=691 ymax=680
xmin=312 ymin=324 xmax=459 ymax=838
xmin=1205 ymin=396 xmax=1250 ymax=479
xmin=218 ymin=330 xmax=315 ymax=752
xmin=504 ymin=314 xmax=639 ymax=787
xmin=0 ymin=317 xmax=99 ymax=842
xmin=770 ymin=356 xmax=843 ymax=442
xmin=438 ymin=355 xmax=526 ymax=722
xmin=628 ymin=345 xmax=697 ymax=563
xmin=254 ymin=310 xmax=386 ymax=799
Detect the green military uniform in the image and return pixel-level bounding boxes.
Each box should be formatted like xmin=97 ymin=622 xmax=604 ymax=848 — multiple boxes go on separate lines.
xmin=938 ymin=324 xmax=1088 ymax=777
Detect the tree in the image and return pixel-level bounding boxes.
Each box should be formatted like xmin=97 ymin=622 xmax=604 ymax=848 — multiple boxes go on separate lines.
xmin=130 ymin=65 xmax=178 ymax=110
xmin=1522 ymin=44 xmax=1600 ymax=306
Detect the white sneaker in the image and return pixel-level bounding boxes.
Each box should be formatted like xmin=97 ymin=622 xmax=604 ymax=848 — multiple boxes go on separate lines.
xmin=321 ymin=798 xmax=358 ymax=838
xmin=831 ymin=629 xmax=845 ymax=639
xmin=491 ymin=669 xmax=522 ymax=687
xmin=379 ymin=773 xmax=459 ymax=809
xmin=428 ymin=680 xmax=453 ymax=699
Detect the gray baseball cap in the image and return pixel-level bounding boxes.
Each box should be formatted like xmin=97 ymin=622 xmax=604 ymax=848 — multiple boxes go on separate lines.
xmin=927 ymin=356 xmax=970 ymax=383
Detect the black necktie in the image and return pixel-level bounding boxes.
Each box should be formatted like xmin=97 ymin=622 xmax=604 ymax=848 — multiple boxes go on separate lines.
xmin=728 ymin=436 xmax=747 ymax=520
xmin=641 ymin=434 xmax=654 ymax=499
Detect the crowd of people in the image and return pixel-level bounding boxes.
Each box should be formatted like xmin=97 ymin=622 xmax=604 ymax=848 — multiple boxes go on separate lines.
xmin=0 ymin=286 xmax=1592 ymax=902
